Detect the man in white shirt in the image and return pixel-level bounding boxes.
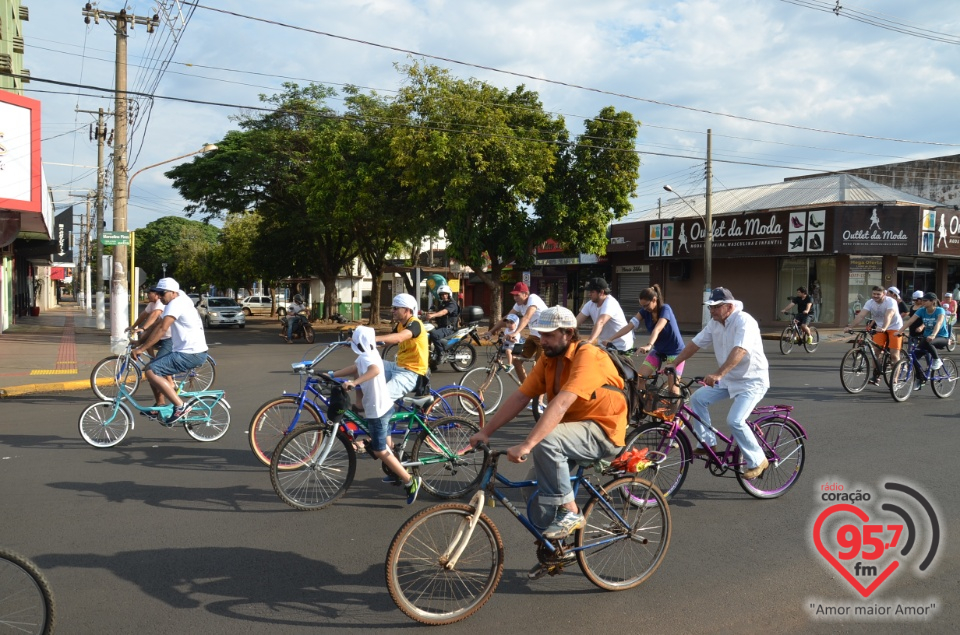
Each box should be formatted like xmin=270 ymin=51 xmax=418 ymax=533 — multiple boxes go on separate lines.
xmin=133 ymin=277 xmax=209 ymax=424
xmin=845 ymin=285 xmax=904 ymax=382
xmin=576 ymin=277 xmax=633 ymax=351
xmin=485 ymin=282 xmax=548 ymax=382
xmin=664 ymin=287 xmax=771 ymax=480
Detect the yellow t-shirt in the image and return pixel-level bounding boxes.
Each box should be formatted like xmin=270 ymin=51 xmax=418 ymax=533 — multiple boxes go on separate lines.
xmin=395 ymin=316 xmax=429 ymax=376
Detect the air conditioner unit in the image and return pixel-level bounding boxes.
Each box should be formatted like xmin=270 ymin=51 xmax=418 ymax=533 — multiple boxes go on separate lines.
xmin=0 ymin=54 xmax=11 ymax=74
xmin=20 ymin=68 xmax=29 ymax=83
xmin=20 ymin=5 xmax=30 ymax=21
xmin=13 ymin=36 xmax=24 ymax=54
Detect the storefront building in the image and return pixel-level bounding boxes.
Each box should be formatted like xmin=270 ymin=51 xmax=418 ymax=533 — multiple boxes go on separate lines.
xmin=607 ymin=175 xmax=950 ymax=331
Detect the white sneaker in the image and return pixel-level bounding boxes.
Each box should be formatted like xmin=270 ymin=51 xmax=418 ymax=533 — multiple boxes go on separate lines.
xmin=931 ymin=358 xmax=943 ymax=370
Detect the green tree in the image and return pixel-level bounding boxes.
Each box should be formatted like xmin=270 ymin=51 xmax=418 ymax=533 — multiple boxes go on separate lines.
xmin=134 ymin=216 xmax=219 ymax=288
xmin=209 ymin=212 xmax=262 ymax=292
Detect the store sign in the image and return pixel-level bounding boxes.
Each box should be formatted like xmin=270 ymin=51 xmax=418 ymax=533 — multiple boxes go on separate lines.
xmin=0 ymin=92 xmax=42 ymax=213
xmin=836 ymin=206 xmax=917 ymax=255
xmin=647 ymin=210 xmax=791 ymax=258
xmin=918 ymin=208 xmax=960 ymax=256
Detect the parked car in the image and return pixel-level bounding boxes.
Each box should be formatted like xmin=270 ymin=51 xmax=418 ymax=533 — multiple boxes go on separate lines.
xmin=240 ymin=295 xmax=282 ymax=316
xmin=197 ymin=296 xmax=246 ymax=329
xmin=187 ymin=293 xmax=201 ymax=306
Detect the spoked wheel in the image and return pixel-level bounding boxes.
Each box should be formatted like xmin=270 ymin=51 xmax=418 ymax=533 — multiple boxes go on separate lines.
xmin=78 ymin=401 xmax=133 ymax=448
xmin=90 ymin=355 xmax=141 ymax=400
xmin=270 ymin=424 xmax=357 ymax=510
xmin=735 ymin=417 xmax=806 ymax=499
xmin=576 ymin=476 xmax=671 ymax=591
xmin=426 ymin=387 xmax=485 ymax=428
xmin=622 ymin=423 xmax=691 ymax=499
xmin=176 ymin=358 xmax=216 ymax=393
xmin=386 ymin=502 xmax=504 ymax=625
xmin=458 ymin=368 xmax=503 ymax=415
xmin=931 ymin=357 xmax=958 ymax=398
xmin=0 ymin=548 xmax=56 ymax=635
xmin=802 ymin=326 xmax=820 ymax=352
xmin=410 ymin=417 xmax=487 ymax=499
xmin=947 ymin=328 xmax=957 ymax=352
xmin=248 ymin=397 xmax=324 ymax=466
xmin=381 ymin=344 xmax=399 ymax=364
xmin=302 ymin=324 xmax=316 ymax=344
xmin=879 ymin=352 xmax=893 ymax=386
xmin=779 ymin=327 xmax=795 ymax=355
xmin=889 ymin=359 xmax=914 ymax=402
xmin=183 ymin=395 xmax=231 ymax=442
xmin=839 ymin=349 xmax=871 ymax=394
xmin=449 ymin=344 xmax=477 ymax=372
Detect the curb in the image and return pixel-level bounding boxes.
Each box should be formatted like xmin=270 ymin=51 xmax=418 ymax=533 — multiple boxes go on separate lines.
xmin=0 ymin=379 xmax=92 ymax=399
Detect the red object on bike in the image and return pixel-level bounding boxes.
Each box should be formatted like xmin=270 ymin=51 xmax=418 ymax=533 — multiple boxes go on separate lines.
xmin=611 ymin=447 xmax=651 ymax=473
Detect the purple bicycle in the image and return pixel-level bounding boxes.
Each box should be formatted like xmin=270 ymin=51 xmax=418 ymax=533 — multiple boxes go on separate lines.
xmin=625 ymin=373 xmax=807 ymax=499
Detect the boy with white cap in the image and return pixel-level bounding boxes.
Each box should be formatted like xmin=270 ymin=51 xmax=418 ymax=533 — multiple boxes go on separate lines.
xmin=332 ymin=325 xmax=420 ymax=504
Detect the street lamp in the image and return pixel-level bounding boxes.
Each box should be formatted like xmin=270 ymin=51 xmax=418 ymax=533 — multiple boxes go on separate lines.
xmin=664 ymin=185 xmax=713 ymax=326
xmin=162 ymin=262 xmax=167 ymax=277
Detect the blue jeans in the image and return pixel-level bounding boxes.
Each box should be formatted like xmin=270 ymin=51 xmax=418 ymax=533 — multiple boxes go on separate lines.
xmin=148 ymin=351 xmax=208 ymax=378
xmin=365 ymin=412 xmax=393 ymax=452
xmin=383 ymin=361 xmax=419 ymax=402
xmin=688 ymin=383 xmax=767 ymax=468
xmin=287 ymin=315 xmax=303 ymax=339
xmin=532 ymin=420 xmax=620 ymax=512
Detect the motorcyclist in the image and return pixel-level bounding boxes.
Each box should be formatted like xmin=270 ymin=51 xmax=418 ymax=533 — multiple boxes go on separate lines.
xmin=283 ymin=294 xmax=308 ymax=343
xmin=424 ymin=285 xmax=460 ymax=362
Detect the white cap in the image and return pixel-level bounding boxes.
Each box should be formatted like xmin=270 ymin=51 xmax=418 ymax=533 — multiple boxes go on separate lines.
xmin=912 ymin=290 xmax=924 ymax=300
xmin=392 ymin=293 xmax=418 ymax=311
xmin=531 ymin=306 xmax=578 ymax=332
xmin=886 ymin=286 xmax=900 ymax=297
xmin=150 ymin=277 xmax=180 ymax=293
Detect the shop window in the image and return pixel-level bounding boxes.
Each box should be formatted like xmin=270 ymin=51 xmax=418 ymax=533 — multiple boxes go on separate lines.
xmin=778 ymin=257 xmax=835 ymax=324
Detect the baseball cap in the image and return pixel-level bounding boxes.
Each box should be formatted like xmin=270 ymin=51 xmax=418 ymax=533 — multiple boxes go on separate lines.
xmin=946 ymin=292 xmax=953 ymax=298
xmin=584 ymin=277 xmax=610 ymax=292
xmin=912 ymin=290 xmax=924 ymax=300
xmin=391 ymin=293 xmax=418 ymax=310
xmin=922 ymin=292 xmax=939 ymax=302
xmin=886 ymin=286 xmax=900 ymax=297
xmin=150 ymin=277 xmax=180 ymax=294
xmin=350 ymin=325 xmax=377 ymax=355
xmin=703 ymin=287 xmax=735 ymax=306
xmin=510 ymin=282 xmax=529 ymax=295
xmin=531 ymin=306 xmax=577 ymax=332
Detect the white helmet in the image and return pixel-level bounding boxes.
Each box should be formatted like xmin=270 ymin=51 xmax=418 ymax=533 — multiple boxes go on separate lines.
xmin=438 ymin=285 xmax=452 ymax=297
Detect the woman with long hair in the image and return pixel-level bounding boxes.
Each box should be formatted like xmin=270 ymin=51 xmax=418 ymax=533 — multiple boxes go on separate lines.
xmin=606 ymin=284 xmax=686 ymax=387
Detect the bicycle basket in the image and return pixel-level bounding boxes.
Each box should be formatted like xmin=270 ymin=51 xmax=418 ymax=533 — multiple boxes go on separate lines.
xmin=640 ymin=388 xmax=683 ymax=421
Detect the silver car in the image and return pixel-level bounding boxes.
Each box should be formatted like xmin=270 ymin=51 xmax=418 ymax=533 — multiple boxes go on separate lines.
xmin=197 ymin=297 xmax=246 ymax=329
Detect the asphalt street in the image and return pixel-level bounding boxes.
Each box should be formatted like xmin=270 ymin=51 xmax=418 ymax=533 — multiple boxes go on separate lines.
xmin=1 ymin=320 xmax=958 ymax=634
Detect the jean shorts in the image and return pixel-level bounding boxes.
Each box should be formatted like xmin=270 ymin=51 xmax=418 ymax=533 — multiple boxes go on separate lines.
xmin=149 ymin=351 xmax=208 ymax=378
xmin=365 ymin=412 xmax=393 ymax=452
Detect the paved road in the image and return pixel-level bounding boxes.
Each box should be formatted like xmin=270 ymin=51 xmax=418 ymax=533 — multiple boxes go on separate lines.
xmin=1 ymin=322 xmax=958 ymax=633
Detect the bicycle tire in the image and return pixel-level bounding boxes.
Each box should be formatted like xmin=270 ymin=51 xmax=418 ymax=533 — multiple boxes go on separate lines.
xmin=839 ymin=349 xmax=871 ymax=394
xmin=779 ymin=326 xmax=795 ymax=355
xmin=576 ymin=476 xmax=671 ymax=591
xmin=248 ymin=397 xmax=325 ymax=466
xmin=889 ymin=359 xmax=914 ymax=402
xmin=381 ymin=344 xmax=399 ymax=363
xmin=78 ymin=401 xmax=133 ymax=448
xmin=449 ymin=343 xmax=476 ymax=372
xmin=270 ymin=424 xmax=356 ymax=511
xmin=303 ymin=324 xmax=316 ymax=344
xmin=426 ymin=387 xmax=485 ymax=428
xmin=458 ymin=367 xmax=503 ymax=415
xmin=410 ymin=417 xmax=487 ymax=499
xmin=177 ymin=357 xmax=216 ymax=393
xmin=735 ymin=417 xmax=805 ymax=499
xmin=622 ymin=422 xmax=691 ymax=499
xmin=0 ymin=548 xmax=56 ymax=635
xmin=947 ymin=328 xmax=957 ymax=352
xmin=931 ymin=357 xmax=958 ymax=398
xmin=385 ymin=502 xmax=504 ymax=625
xmin=803 ymin=326 xmax=820 ymax=352
xmin=90 ymin=355 xmax=142 ymax=400
xmin=879 ymin=351 xmax=893 ymax=386
xmin=183 ymin=395 xmax=231 ymax=442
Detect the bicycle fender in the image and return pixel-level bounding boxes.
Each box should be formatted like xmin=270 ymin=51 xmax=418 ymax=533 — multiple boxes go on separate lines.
xmin=754 ymin=414 xmax=808 ymax=439
xmin=445 ymin=491 xmax=487 ymax=570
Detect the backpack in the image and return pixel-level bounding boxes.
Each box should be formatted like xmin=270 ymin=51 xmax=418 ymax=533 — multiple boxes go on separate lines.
xmin=575 ymin=342 xmax=642 ymax=423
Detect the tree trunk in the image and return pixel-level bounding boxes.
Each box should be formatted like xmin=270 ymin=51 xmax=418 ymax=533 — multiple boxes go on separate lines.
xmin=368 ymin=267 xmax=384 ymax=325
xmin=474 ymin=262 xmax=504 ymax=326
xmin=320 ymin=272 xmax=339 ymax=319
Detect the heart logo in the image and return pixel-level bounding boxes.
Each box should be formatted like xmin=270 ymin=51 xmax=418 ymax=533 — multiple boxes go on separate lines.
xmin=813 ymin=504 xmax=900 ymax=598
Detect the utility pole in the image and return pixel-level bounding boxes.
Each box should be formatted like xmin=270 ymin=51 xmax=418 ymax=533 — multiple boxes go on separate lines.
xmin=77 ymin=107 xmax=112 ymax=291
xmin=82 ymin=5 xmax=159 ymax=350
xmin=705 ymin=128 xmax=713 ymax=294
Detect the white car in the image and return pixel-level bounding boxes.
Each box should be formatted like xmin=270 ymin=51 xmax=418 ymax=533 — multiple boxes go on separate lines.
xmin=240 ymin=295 xmax=285 ymax=316
xmin=198 ymin=297 xmax=246 ymax=329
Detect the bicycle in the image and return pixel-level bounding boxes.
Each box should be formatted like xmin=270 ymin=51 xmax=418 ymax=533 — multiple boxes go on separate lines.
xmin=624 ymin=372 xmax=806 ymax=500
xmin=779 ymin=314 xmax=819 ymax=354
xmin=839 ymin=329 xmax=895 ymax=392
xmin=889 ymin=335 xmax=958 ymax=402
xmin=89 ymin=340 xmax=216 ymax=400
xmin=0 ymin=548 xmax=55 ymax=635
xmin=457 ymin=335 xmax=544 ymax=420
xmin=269 ymin=373 xmax=490 ymax=509
xmin=946 ymin=315 xmax=957 ymax=352
xmin=78 ymin=364 xmax=231 ymax=448
xmin=384 ymin=444 xmax=671 ymax=625
xmin=247 ymin=341 xmax=486 ymax=466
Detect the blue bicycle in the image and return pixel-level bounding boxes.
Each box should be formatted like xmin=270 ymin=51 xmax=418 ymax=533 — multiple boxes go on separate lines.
xmin=889 ymin=335 xmax=958 ymax=402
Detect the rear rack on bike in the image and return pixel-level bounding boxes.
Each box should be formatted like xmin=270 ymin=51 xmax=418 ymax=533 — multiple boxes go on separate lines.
xmin=752 ymin=404 xmax=793 ymax=414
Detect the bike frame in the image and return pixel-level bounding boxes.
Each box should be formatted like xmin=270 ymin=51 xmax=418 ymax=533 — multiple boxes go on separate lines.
xmin=109 ymin=343 xmax=217 ymax=392
xmin=98 ymin=379 xmax=228 ymax=428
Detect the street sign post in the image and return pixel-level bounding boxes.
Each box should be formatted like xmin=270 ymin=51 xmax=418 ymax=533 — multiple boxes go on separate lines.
xmin=101 ymin=231 xmax=130 ymax=246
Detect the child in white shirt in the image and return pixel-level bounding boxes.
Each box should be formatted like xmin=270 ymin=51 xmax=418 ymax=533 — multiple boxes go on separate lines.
xmin=502 ymin=313 xmax=525 ymax=367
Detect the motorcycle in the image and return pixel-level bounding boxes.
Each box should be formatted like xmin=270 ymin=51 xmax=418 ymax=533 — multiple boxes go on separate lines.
xmin=425 ymin=322 xmax=483 ymax=372
xmin=278 ymin=311 xmax=315 ymax=344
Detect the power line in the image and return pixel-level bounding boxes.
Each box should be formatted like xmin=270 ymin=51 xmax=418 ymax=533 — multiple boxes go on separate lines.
xmin=779 ymin=0 xmax=960 ymax=45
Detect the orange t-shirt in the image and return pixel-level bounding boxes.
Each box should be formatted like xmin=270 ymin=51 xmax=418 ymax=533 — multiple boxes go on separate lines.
xmin=519 ymin=341 xmax=627 ymax=446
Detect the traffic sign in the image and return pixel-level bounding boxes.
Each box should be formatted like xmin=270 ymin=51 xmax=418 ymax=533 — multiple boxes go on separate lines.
xmin=101 ymin=231 xmax=130 ymax=246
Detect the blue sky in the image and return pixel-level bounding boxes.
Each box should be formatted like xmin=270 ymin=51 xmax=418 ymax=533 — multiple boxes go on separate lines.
xmin=28 ymin=1 xmax=960 ymax=231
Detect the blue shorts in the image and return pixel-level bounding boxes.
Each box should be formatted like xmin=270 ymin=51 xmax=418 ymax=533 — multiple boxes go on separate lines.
xmin=155 ymin=338 xmax=173 ymax=358
xmin=148 ymin=351 xmax=208 ymax=378
xmin=365 ymin=412 xmax=393 ymax=452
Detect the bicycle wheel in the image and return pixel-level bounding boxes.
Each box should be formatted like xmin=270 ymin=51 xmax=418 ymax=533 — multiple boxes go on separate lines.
xmin=426 ymin=387 xmax=485 ymax=428
xmin=622 ymin=423 xmax=691 ymax=499
xmin=735 ymin=417 xmax=806 ymax=499
xmin=303 ymin=324 xmax=316 ymax=344
xmin=183 ymin=395 xmax=231 ymax=442
xmin=947 ymin=328 xmax=957 ymax=352
xmin=931 ymin=357 xmax=958 ymax=398
xmin=411 ymin=417 xmax=486 ymax=499
xmin=381 ymin=344 xmax=399 ymax=363
xmin=459 ymin=367 xmax=503 ymax=416
xmin=385 ymin=502 xmax=504 ymax=625
xmin=177 ymin=357 xmax=216 ymax=393
xmin=449 ymin=343 xmax=476 ymax=372
xmin=0 ymin=548 xmax=56 ymax=635
xmin=270 ymin=424 xmax=356 ymax=510
xmin=839 ymin=349 xmax=871 ymax=394
xmin=248 ymin=397 xmax=325 ymax=466
xmin=576 ymin=476 xmax=671 ymax=591
xmin=779 ymin=326 xmax=795 ymax=355
xmin=803 ymin=326 xmax=820 ymax=352
xmin=90 ymin=355 xmax=141 ymax=400
xmin=889 ymin=359 xmax=914 ymax=402
xmin=879 ymin=351 xmax=893 ymax=386
xmin=78 ymin=401 xmax=132 ymax=448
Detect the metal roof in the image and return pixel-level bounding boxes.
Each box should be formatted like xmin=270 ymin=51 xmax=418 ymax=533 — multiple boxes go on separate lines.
xmin=626 ymin=174 xmax=943 ymax=223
